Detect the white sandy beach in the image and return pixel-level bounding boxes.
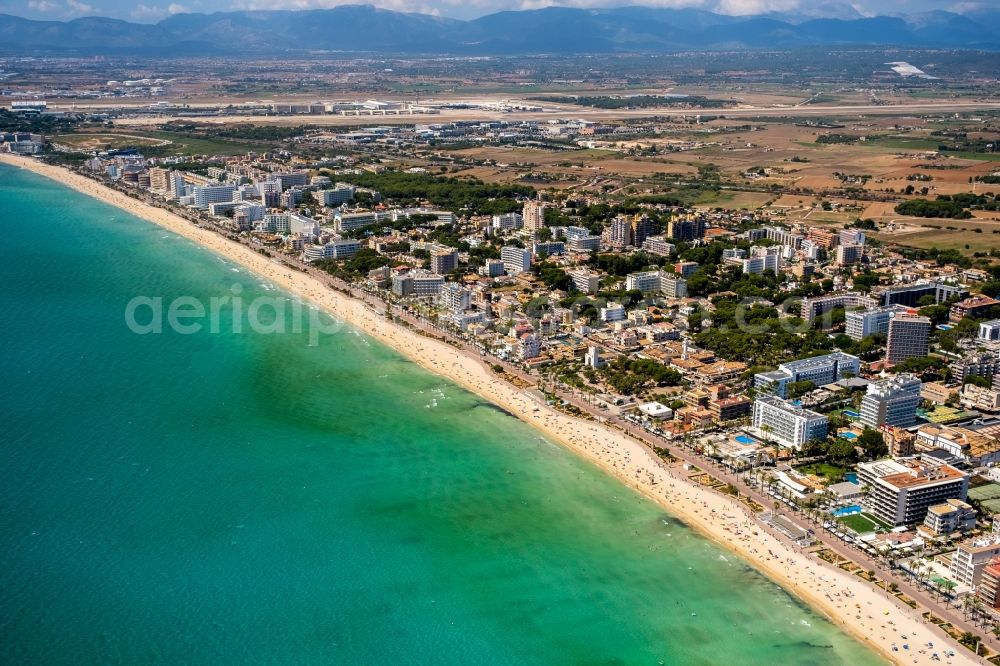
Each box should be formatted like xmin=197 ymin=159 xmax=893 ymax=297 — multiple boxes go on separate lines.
xmin=0 ymin=152 xmax=976 ymax=666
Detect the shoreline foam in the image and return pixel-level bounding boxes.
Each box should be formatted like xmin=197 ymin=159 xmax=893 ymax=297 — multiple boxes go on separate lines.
xmin=0 ymin=152 xmax=971 ymax=666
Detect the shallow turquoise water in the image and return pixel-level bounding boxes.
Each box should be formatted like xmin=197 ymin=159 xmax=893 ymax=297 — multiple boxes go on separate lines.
xmin=0 ymin=164 xmax=883 ymax=664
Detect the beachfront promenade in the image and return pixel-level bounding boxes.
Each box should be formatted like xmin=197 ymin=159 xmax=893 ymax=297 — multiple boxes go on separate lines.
xmin=0 ymin=152 xmax=987 ymax=666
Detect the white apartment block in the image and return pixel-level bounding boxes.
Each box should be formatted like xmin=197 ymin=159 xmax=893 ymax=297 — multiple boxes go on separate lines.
xmin=236 ymin=203 xmax=265 ymax=222
xmin=335 ymin=211 xmax=390 ymax=233
xmin=568 ymin=235 xmax=601 ymax=253
xmin=836 ymin=244 xmax=863 ymax=266
xmin=741 ymin=253 xmax=782 ymax=275
xmin=491 ymin=212 xmax=523 ymax=230
xmin=859 ymin=374 xmax=922 ymax=428
xmin=641 ymin=236 xmax=676 ymax=257
xmin=887 ymin=314 xmax=931 ymax=364
xmin=568 ymin=269 xmax=601 ymax=294
xmin=522 ymin=202 xmax=547 ymax=232
xmin=952 ymin=539 xmax=1000 ymax=589
xmin=839 ymin=229 xmax=866 ymax=246
xmin=438 ymin=283 xmax=472 ymax=313
xmin=661 ymin=274 xmax=688 ymax=299
xmin=753 ymin=352 xmax=860 ymax=398
xmin=800 ymin=292 xmax=878 ymax=321
xmin=391 ymin=271 xmax=445 ymax=297
xmin=319 ymin=186 xmax=355 ymax=206
xmin=979 ymin=319 xmax=1000 ymax=342
xmin=532 ymin=242 xmax=565 ymax=257
xmin=625 ymin=271 xmax=663 ymax=293
xmin=923 ymin=499 xmax=976 ymax=536
xmin=191 ymin=184 xmax=237 ymax=209
xmin=303 ymin=238 xmax=360 ymax=261
xmin=501 ymin=246 xmax=532 ymax=275
xmin=515 ymin=332 xmax=541 ymax=360
xmin=624 ymin=270 xmax=687 ymax=298
xmin=857 ymin=457 xmax=969 ymax=527
xmin=752 ymin=395 xmax=828 ymax=449
xmin=845 ymin=305 xmax=909 ymax=341
xmin=600 ymin=303 xmax=626 ymax=323
xmin=479 ymin=260 xmax=505 ymax=278
xmin=259 ymin=212 xmax=319 ymax=236
xmin=272 ymin=172 xmax=309 ymax=190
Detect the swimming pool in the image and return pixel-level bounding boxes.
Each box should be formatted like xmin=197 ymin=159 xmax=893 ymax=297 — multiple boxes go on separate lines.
xmin=845 ymin=472 xmax=858 ymax=483
xmin=840 ymin=432 xmax=858 ymax=440
xmin=843 ymin=409 xmax=860 ymax=418
xmin=833 ymin=505 xmax=862 ymax=517
xmin=735 ymin=435 xmax=755 ymax=444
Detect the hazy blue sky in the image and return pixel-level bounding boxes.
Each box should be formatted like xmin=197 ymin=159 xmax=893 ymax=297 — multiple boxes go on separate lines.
xmin=2 ymin=0 xmax=984 ymax=23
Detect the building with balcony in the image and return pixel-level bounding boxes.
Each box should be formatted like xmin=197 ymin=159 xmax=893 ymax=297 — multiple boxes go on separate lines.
xmin=857 ymin=457 xmax=969 ymax=527
xmin=951 ymin=296 xmax=1000 ymax=323
xmin=800 ymin=292 xmax=878 ymax=322
xmin=753 ymin=351 xmax=860 ymax=398
xmin=879 ymin=281 xmax=967 ymax=308
xmin=886 ymin=314 xmax=931 ymax=364
xmin=859 ymin=374 xmax=922 ymax=429
xmin=953 ymin=539 xmax=1000 ymax=589
xmin=845 ymin=305 xmax=909 ymax=341
xmin=922 ymin=499 xmax=976 ymax=536
xmin=500 ymin=246 xmax=532 ymax=275
xmin=751 ymin=395 xmax=828 ymax=449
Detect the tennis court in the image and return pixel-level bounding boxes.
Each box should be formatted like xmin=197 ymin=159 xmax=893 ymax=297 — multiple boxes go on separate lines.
xmin=969 ymin=483 xmax=1000 ymax=513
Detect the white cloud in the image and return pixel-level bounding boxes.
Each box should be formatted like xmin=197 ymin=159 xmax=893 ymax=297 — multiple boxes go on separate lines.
xmin=234 ymin=0 xmax=717 ymax=14
xmin=27 ymin=0 xmax=96 ymax=16
xmin=131 ymin=3 xmax=168 ymax=18
xmin=713 ymin=0 xmax=800 ymax=14
xmin=949 ymin=1 xmax=983 ymax=12
xmin=230 ymin=0 xmax=355 ymax=9
xmin=27 ymin=0 xmax=59 ymax=11
xmin=228 ymin=0 xmax=810 ymax=17
xmin=130 ymin=2 xmax=190 ymax=20
xmin=849 ymin=2 xmax=875 ymax=17
xmin=229 ymin=0 xmax=443 ymax=14
xmin=515 ymin=0 xmax=705 ymax=9
xmin=65 ymin=0 xmax=94 ymax=14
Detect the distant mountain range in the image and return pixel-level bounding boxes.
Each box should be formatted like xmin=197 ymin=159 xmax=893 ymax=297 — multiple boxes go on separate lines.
xmin=1 ymin=4 xmax=998 ymax=55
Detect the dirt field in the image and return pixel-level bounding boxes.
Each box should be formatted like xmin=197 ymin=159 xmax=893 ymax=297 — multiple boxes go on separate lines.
xmin=53 ymin=133 xmax=171 ymax=150
xmin=692 ymin=191 xmax=774 ymax=210
xmin=876 ymin=219 xmax=1000 ymax=252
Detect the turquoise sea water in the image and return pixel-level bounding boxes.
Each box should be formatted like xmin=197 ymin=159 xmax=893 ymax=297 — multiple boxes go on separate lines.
xmin=0 ymin=164 xmax=883 ymax=665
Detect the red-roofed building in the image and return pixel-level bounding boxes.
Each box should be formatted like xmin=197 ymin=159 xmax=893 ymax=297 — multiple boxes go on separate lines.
xmin=978 ymin=559 xmax=1000 ymax=608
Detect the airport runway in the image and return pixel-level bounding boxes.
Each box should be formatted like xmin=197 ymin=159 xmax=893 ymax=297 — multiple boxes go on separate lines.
xmin=95 ymin=99 xmax=1000 ymax=127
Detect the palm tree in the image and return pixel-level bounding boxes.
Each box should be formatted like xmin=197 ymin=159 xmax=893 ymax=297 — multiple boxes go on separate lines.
xmin=969 ymin=595 xmax=984 ymax=627
xmin=760 ymin=423 xmax=773 ymax=446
